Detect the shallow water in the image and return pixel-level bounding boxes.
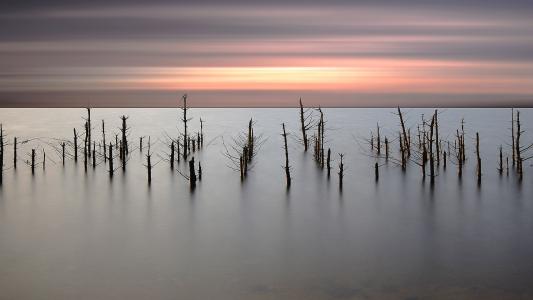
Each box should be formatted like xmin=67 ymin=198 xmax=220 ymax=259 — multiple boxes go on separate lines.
xmin=0 ymin=108 xmax=532 ymax=300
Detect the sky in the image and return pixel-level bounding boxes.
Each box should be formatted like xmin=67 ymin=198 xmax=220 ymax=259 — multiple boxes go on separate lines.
xmin=1 ymin=0 xmax=533 ymax=107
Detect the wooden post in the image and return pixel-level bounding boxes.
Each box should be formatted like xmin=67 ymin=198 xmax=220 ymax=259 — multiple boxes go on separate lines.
xmin=282 ymin=123 xmax=291 ymax=188
xmin=299 ymin=98 xmax=308 ymax=151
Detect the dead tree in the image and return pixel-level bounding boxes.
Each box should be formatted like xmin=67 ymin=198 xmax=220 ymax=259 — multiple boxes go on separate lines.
xmin=0 ymin=125 xmax=3 ymax=184
xmin=73 ymin=128 xmax=78 ymax=162
xmin=31 ymin=149 xmax=35 ymax=174
xmin=86 ymin=108 xmax=91 ymax=158
xmin=102 ymin=120 xmax=106 ymax=162
xmin=338 ymin=154 xmax=344 ymax=191
xmin=327 ymin=148 xmax=331 ymax=178
xmin=108 ymin=142 xmax=114 ymax=177
xmin=498 ymin=145 xmax=503 ymax=175
xmin=299 ymin=98 xmax=310 ymax=151
xmin=384 ymin=137 xmax=389 ymax=161
xmin=428 ymin=112 xmax=436 ymax=183
xmin=282 ymin=123 xmax=291 ymax=188
xmin=120 ymin=115 xmax=129 ymax=171
xmin=61 ymin=142 xmax=65 ymax=165
xmin=435 ymin=109 xmax=440 ymax=166
xmin=92 ymin=142 xmax=96 ymax=169
xmin=189 ymin=157 xmax=197 ymax=189
xmin=13 ymin=137 xmax=17 ymax=169
xmin=200 ymin=118 xmax=205 ymax=147
xmin=223 ymin=119 xmax=264 ymax=180
xmin=146 ymin=136 xmax=152 ymax=185
xmin=375 ymin=162 xmax=379 ymax=182
xmin=515 ymin=110 xmax=523 ymax=181
xmin=198 ymin=161 xmax=202 ymax=181
xmin=397 ymin=107 xmax=410 ymax=157
xmin=376 ymin=123 xmax=381 ymax=155
xmin=42 ymin=150 xmax=46 ymax=170
xmin=181 ymin=94 xmax=190 ymax=160
xmin=511 ymin=108 xmax=515 ymax=166
xmin=170 ymin=141 xmax=175 ymax=169
xmin=476 ymin=132 xmax=481 ymax=185
xmin=139 ymin=137 xmax=143 ymax=152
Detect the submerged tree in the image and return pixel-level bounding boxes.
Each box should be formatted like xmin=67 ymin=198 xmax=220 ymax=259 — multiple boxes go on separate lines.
xmin=223 ymin=118 xmax=265 ymax=180
xmin=282 ymin=123 xmax=291 ymax=188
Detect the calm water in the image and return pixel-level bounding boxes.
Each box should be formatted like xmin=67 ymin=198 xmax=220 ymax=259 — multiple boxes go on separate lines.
xmin=0 ymin=108 xmax=532 ymax=300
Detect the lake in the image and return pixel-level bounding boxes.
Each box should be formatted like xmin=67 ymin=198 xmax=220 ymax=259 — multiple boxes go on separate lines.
xmin=0 ymin=108 xmax=532 ymax=299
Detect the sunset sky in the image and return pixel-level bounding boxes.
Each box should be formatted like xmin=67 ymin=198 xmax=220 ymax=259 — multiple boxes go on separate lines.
xmin=1 ymin=0 xmax=533 ymax=106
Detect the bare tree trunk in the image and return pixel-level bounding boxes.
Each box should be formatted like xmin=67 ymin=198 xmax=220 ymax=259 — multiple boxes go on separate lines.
xmin=43 ymin=150 xmax=46 ymax=170
xmin=476 ymin=132 xmax=481 ymax=185
xmin=189 ymin=157 xmax=197 ymax=189
xmin=92 ymin=142 xmax=96 ymax=169
xmin=198 ymin=161 xmax=202 ymax=181
xmin=327 ymin=148 xmax=331 ymax=178
xmin=299 ymin=98 xmax=308 ymax=151
xmin=31 ymin=149 xmax=35 ymax=175
xmin=74 ymin=128 xmax=78 ymax=162
xmin=498 ymin=145 xmax=503 ymax=175
xmin=120 ymin=115 xmax=128 ymax=171
xmin=376 ymin=124 xmax=381 ymax=155
xmin=516 ymin=111 xmax=522 ymax=181
xmin=109 ymin=142 xmax=113 ymax=177
xmin=397 ymin=107 xmax=410 ymax=156
xmin=61 ymin=142 xmax=65 ymax=165
xmin=0 ymin=125 xmax=3 ymax=184
xmin=170 ymin=141 xmax=175 ymax=169
xmin=511 ymin=108 xmax=515 ymax=166
xmin=435 ymin=109 xmax=440 ymax=166
xmin=282 ymin=123 xmax=291 ymax=188
xmin=385 ymin=137 xmax=389 ymax=161
xmin=182 ymin=94 xmax=189 ymax=160
xmin=338 ymin=154 xmax=344 ymax=191
xmin=13 ymin=137 xmax=17 ymax=169
xmin=102 ymin=120 xmax=106 ymax=162
xmin=87 ymin=108 xmax=91 ymax=158
xmin=375 ymin=162 xmax=379 ymax=182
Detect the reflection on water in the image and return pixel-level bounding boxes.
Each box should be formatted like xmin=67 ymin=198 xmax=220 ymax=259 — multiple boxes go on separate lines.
xmin=0 ymin=108 xmax=533 ymax=299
